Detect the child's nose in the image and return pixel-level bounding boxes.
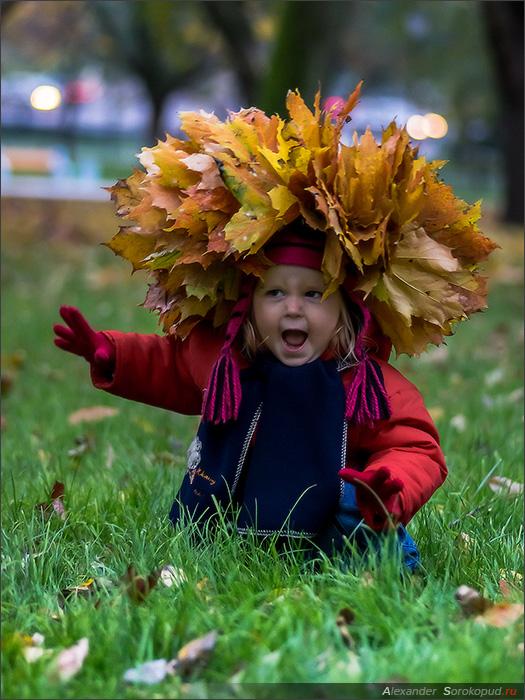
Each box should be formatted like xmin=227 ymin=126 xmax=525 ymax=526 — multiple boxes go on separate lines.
xmin=284 ymin=295 xmax=304 ymax=315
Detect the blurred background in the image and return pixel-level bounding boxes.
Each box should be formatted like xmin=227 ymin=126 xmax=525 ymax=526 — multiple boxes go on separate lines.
xmin=1 ymin=0 xmax=523 ymax=357
xmin=1 ymin=0 xmax=523 ymax=221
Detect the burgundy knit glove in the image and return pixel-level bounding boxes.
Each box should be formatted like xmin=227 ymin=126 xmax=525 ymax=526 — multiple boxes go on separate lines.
xmin=53 ymin=305 xmax=115 ymax=375
xmin=338 ymin=466 xmax=403 ymax=531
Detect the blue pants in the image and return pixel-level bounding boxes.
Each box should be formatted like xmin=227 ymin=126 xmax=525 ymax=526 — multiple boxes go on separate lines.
xmin=312 ymin=482 xmax=420 ymax=571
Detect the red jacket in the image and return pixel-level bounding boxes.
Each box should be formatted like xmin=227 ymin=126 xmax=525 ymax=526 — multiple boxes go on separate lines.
xmin=91 ymin=323 xmax=447 ymax=525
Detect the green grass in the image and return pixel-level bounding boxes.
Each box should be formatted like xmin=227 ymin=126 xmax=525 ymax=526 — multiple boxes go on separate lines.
xmin=1 ymin=224 xmax=523 ymax=698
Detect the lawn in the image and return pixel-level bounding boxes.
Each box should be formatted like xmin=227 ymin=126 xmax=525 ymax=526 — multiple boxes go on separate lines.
xmin=1 ymin=199 xmax=523 ymax=698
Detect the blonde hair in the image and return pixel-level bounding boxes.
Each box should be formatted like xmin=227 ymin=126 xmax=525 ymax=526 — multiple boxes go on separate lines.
xmin=241 ymin=291 xmax=360 ymax=366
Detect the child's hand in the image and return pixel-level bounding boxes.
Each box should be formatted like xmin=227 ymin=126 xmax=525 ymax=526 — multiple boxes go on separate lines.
xmin=338 ymin=466 xmax=403 ymax=530
xmin=53 ymin=306 xmax=115 ymax=372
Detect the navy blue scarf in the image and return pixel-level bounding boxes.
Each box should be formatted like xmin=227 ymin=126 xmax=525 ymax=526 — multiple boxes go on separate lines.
xmin=169 ymin=354 xmax=347 ymax=537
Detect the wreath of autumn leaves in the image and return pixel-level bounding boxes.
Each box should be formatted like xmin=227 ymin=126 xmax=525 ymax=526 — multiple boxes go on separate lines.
xmin=107 ymin=82 xmax=497 ymax=355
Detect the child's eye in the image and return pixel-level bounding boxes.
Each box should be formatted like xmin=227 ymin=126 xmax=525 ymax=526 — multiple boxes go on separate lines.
xmin=305 ymin=290 xmax=323 ymax=300
xmin=266 ymin=289 xmax=284 ymax=298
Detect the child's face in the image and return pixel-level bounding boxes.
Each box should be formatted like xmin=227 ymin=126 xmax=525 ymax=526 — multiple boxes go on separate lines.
xmin=252 ymin=264 xmax=342 ymax=366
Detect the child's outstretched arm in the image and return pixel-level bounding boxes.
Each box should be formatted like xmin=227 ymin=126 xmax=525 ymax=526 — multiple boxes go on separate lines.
xmin=341 ymin=361 xmax=448 ymax=530
xmin=53 ymin=305 xmax=223 ymax=415
xmin=54 ymin=305 xmax=115 ymax=375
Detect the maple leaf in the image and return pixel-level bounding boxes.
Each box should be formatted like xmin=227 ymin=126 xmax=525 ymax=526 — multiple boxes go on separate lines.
xmin=105 ymin=228 xmax=159 ymax=273
xmin=68 ymin=406 xmax=119 ymax=425
xmin=358 ymin=226 xmax=489 ymax=354
xmin=107 ymin=84 xmax=496 ymax=351
xmin=139 ymin=139 xmax=198 ymax=189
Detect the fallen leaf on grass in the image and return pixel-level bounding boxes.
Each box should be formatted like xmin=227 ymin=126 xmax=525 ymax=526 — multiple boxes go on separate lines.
xmin=50 ymin=637 xmax=89 ymax=682
xmin=455 ymin=532 xmax=473 ymax=551
xmin=171 ymin=631 xmax=218 ymax=677
xmin=123 ymin=631 xmax=218 ymax=686
xmin=488 ymin=476 xmax=523 ymax=498
xmin=123 ymin=658 xmax=175 ymax=685
xmin=455 ymin=585 xmax=524 ymax=628
xmin=336 ymin=608 xmax=355 ymax=648
xmin=1 ymin=350 xmax=26 ymax=370
xmin=482 ymin=388 xmax=524 ymax=409
xmin=68 ymin=406 xmax=119 ymax=425
xmin=23 ymin=646 xmax=45 ymax=662
xmin=450 ymin=414 xmax=467 ymax=432
xmin=360 ymin=571 xmax=374 ymax=587
xmin=6 ymin=632 xmax=48 ymax=663
xmin=428 ymin=406 xmax=444 ymax=422
xmin=1 ymin=351 xmax=26 ymax=397
xmin=1 ymin=372 xmax=14 ymax=396
xmin=475 ymin=603 xmax=524 ymax=628
xmin=38 ymin=449 xmax=51 ymax=466
xmin=67 ymin=434 xmax=95 ymax=458
xmin=121 ymin=565 xmax=160 ymax=603
xmin=131 ymin=416 xmax=155 ymax=433
xmin=484 ymin=367 xmax=505 ymax=387
xmin=1 ymin=415 xmax=6 ymax=430
xmin=455 ymin=585 xmax=492 ymax=615
xmin=505 ymin=387 xmax=524 ymax=404
xmin=160 ymin=565 xmax=187 ymax=589
xmin=35 ymin=481 xmax=66 ymax=521
xmin=22 ymin=633 xmax=47 ymax=662
xmin=58 ymin=577 xmax=111 ymax=609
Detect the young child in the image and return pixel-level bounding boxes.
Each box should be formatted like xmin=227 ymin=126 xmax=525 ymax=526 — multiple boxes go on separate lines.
xmin=53 ymin=86 xmax=495 ymax=570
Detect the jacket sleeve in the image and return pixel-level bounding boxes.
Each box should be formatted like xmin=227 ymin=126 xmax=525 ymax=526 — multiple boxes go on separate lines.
xmin=347 ymin=361 xmax=447 ymax=525
xmin=89 ymin=325 xmax=224 ymax=415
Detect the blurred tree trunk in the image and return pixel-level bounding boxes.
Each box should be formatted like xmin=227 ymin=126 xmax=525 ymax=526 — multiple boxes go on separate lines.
xmin=200 ymin=1 xmax=259 ymax=105
xmin=90 ymin=2 xmax=212 ymax=144
xmin=258 ymin=1 xmax=353 ymax=115
xmin=481 ymin=1 xmax=524 ymax=224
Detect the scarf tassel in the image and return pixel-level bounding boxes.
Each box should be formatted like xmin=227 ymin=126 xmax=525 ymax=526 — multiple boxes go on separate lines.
xmin=202 ymin=347 xmax=242 ymax=425
xmin=345 ymin=354 xmax=391 ymax=426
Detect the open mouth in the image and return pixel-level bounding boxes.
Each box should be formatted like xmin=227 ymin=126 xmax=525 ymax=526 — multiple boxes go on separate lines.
xmin=281 ymin=329 xmax=308 ymax=350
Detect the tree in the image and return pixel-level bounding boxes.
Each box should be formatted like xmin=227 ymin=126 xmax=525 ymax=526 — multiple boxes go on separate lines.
xmin=257 ymin=1 xmax=354 ymax=115
xmin=200 ymin=1 xmax=260 ymax=106
xmin=481 ymin=1 xmax=524 ymax=224
xmin=90 ymin=1 xmax=218 ymax=143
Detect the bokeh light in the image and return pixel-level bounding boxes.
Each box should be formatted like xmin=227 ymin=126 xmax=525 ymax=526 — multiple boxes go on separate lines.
xmin=406 ymin=114 xmax=428 ymax=140
xmin=29 ymin=84 xmax=62 ymax=111
xmin=423 ymin=112 xmax=448 ymax=138
xmin=407 ymin=112 xmax=448 ymax=140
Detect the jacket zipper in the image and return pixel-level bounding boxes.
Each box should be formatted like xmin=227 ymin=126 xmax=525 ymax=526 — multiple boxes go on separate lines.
xmin=339 ymin=420 xmax=348 ymax=499
xmin=231 ymin=402 xmax=263 ymax=495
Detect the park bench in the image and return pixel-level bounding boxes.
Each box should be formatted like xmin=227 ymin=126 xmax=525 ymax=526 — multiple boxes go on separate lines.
xmin=1 ymin=146 xmax=68 ymax=177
